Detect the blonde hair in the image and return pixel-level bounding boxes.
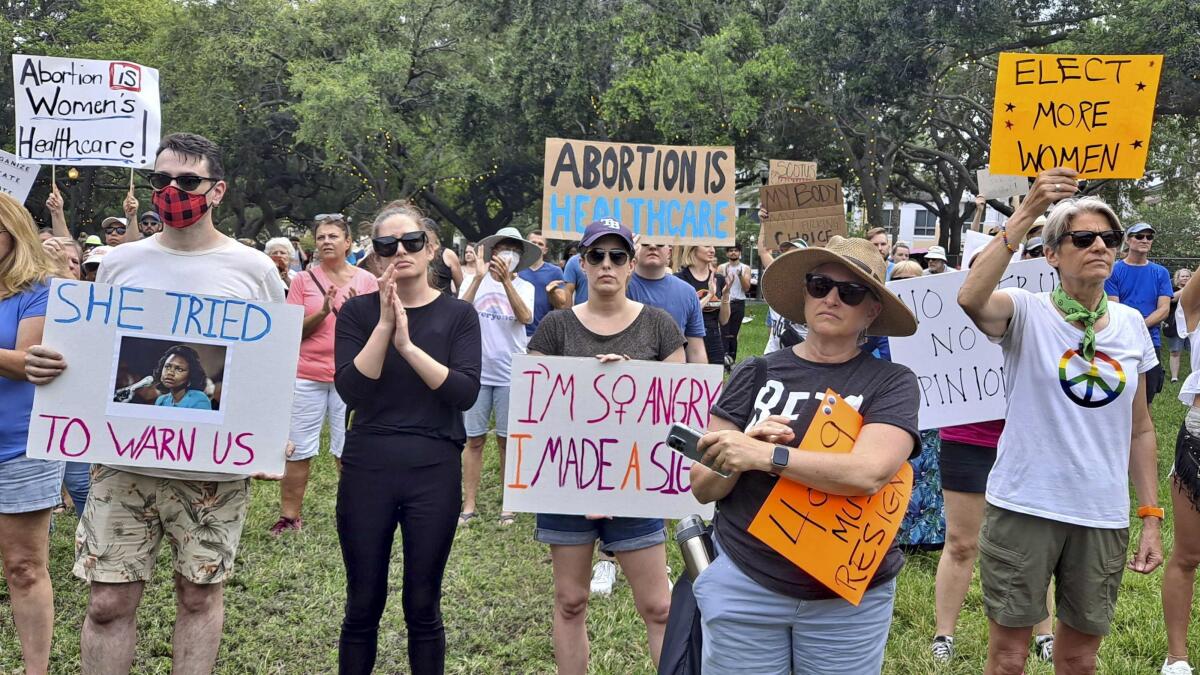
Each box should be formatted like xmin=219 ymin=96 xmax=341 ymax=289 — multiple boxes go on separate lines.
xmin=1041 ymin=197 xmax=1122 ymax=253
xmin=1176 ymin=268 xmax=1194 ymax=288
xmin=891 ymin=260 xmax=923 ymax=278
xmin=0 ymin=193 xmax=59 ymax=299
xmin=678 ymin=245 xmax=713 ymax=269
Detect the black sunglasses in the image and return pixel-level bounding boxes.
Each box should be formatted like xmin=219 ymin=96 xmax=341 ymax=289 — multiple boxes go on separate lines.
xmin=1129 ymin=232 xmax=1154 ymax=241
xmin=372 ymin=231 xmax=427 ymax=258
xmin=147 ymin=172 xmax=219 ymax=193
xmin=1060 ymin=230 xmax=1123 ymax=249
xmin=1025 ymin=248 xmax=1044 ymax=258
xmin=104 ymin=226 xmax=126 ymax=235
xmin=805 ymin=273 xmax=876 ymax=307
xmin=584 ymin=248 xmax=631 ymax=266
xmin=315 ymin=213 xmax=346 ymax=223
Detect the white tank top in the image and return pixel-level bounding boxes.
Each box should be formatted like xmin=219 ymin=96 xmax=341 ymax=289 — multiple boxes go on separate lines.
xmin=1179 ymin=303 xmax=1200 ymax=407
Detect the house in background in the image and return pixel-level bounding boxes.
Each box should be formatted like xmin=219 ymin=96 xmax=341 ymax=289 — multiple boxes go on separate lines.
xmin=866 ymin=197 xmax=1008 ymax=253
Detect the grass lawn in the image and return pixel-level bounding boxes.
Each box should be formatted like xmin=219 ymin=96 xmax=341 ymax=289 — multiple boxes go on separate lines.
xmin=1 ymin=303 xmax=1195 ymax=674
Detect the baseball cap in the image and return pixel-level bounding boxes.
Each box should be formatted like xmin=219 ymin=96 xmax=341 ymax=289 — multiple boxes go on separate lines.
xmin=101 ymin=216 xmax=127 ymax=229
xmin=139 ymin=211 xmax=161 ymax=223
xmin=83 ymin=235 xmax=103 ymax=246
xmin=780 ymin=239 xmax=809 ymax=251
xmin=926 ymin=245 xmax=948 ymax=261
xmin=83 ymin=245 xmax=113 ymax=268
xmin=1126 ymin=222 xmax=1154 ymax=236
xmin=579 ymin=219 xmax=635 ymax=251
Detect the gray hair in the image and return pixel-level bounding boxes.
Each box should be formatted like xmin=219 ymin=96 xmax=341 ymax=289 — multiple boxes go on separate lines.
xmin=371 ymin=202 xmax=426 ymax=236
xmin=264 ymin=237 xmax=293 ymax=255
xmin=1041 ymin=197 xmax=1122 ymax=252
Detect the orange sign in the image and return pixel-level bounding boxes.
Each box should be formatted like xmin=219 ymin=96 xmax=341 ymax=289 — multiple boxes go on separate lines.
xmin=748 ymin=389 xmax=913 ymax=605
xmin=988 ymin=53 xmax=1163 ymax=179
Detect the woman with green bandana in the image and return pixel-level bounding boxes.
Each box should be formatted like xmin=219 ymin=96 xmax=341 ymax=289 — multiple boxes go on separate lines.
xmin=958 ymin=168 xmax=1163 ymax=675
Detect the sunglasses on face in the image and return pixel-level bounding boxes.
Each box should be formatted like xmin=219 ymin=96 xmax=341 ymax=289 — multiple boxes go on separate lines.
xmin=104 ymin=226 xmax=126 ymax=235
xmin=1025 ymin=248 xmax=1044 ymax=258
xmin=315 ymin=213 xmax=346 ymax=224
xmin=1060 ymin=230 xmax=1123 ymax=249
xmin=1129 ymin=233 xmax=1154 ymax=242
xmin=805 ymin=273 xmax=876 ymax=307
xmin=147 ymin=172 xmax=218 ymax=193
xmin=584 ymin=248 xmax=631 ymax=267
xmin=372 ymin=231 xmax=427 ymax=257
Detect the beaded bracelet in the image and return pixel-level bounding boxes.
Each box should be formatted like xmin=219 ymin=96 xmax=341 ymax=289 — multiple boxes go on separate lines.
xmin=1000 ymin=228 xmax=1018 ymax=253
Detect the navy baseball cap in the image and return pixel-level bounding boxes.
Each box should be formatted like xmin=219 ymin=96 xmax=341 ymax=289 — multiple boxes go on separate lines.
xmin=140 ymin=211 xmax=161 ymax=223
xmin=579 ymin=218 xmax=635 ymax=251
xmin=1126 ymin=222 xmax=1154 ymax=236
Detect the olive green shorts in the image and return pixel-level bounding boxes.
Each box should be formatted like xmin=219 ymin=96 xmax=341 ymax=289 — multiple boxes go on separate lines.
xmin=978 ymin=504 xmax=1129 ymax=636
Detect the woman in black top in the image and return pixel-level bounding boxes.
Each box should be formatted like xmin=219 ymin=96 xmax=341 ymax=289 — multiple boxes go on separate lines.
xmin=334 ymin=203 xmax=481 ymax=675
xmin=675 ymin=245 xmax=731 ymax=365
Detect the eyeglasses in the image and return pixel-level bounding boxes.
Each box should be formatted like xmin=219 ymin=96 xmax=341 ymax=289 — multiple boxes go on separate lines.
xmin=104 ymin=226 xmax=126 ymax=235
xmin=1060 ymin=230 xmax=1123 ymax=249
xmin=805 ymin=273 xmax=876 ymax=306
xmin=315 ymin=213 xmax=346 ymax=223
xmin=584 ymin=248 xmax=631 ymax=266
xmin=372 ymin=231 xmax=427 ymax=257
xmin=1129 ymin=232 xmax=1154 ymax=241
xmin=147 ymin=172 xmax=219 ymax=193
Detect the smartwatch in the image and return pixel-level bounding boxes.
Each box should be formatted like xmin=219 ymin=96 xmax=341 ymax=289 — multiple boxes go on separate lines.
xmin=771 ymin=446 xmax=790 ymax=474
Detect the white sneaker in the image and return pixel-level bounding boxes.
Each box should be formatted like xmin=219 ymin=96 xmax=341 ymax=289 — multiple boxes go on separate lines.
xmin=590 ymin=560 xmax=618 ymax=596
xmin=1162 ymin=659 xmax=1194 ymax=675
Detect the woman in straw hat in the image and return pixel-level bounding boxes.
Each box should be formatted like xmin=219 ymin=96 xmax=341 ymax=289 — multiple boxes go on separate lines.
xmin=959 ymin=168 xmax=1162 ymax=675
xmin=690 ymin=235 xmax=920 ymax=674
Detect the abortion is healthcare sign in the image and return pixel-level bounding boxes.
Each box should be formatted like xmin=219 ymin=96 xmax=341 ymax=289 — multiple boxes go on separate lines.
xmin=503 ymin=355 xmax=722 ymax=519
xmin=27 ymin=279 xmax=302 ymax=476
xmin=13 ymin=55 xmax=162 ymax=167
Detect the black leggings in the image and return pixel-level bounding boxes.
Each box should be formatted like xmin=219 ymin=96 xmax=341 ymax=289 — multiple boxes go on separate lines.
xmin=336 ymin=434 xmax=462 ymax=675
xmin=723 ymin=299 xmax=746 ymax=362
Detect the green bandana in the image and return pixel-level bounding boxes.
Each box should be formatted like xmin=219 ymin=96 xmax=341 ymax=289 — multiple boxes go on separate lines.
xmin=1051 ymin=285 xmax=1108 ymax=361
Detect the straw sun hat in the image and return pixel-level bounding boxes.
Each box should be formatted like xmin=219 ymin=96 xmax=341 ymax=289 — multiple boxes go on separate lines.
xmin=761 ymin=235 xmax=917 ymax=337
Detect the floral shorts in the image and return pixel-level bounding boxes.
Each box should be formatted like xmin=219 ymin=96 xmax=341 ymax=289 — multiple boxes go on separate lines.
xmin=73 ymin=466 xmax=250 ymax=585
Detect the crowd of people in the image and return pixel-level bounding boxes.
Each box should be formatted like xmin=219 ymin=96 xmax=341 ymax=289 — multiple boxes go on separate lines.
xmin=0 ymin=134 xmax=1198 ymax=675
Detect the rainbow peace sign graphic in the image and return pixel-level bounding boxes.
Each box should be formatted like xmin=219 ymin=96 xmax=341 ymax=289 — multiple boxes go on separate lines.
xmin=1057 ymin=348 xmax=1126 ymax=408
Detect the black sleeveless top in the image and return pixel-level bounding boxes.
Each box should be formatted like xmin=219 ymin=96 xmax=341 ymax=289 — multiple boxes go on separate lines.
xmin=430 ymin=246 xmax=454 ymax=295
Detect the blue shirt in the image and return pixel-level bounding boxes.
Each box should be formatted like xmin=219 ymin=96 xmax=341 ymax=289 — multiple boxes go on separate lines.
xmin=155 ymin=389 xmax=213 ymax=410
xmin=564 ymin=254 xmax=588 ymax=303
xmin=518 ymin=262 xmax=566 ymax=337
xmin=1105 ymin=260 xmax=1173 ymax=347
xmin=626 ymin=273 xmax=706 ymax=338
xmin=0 ymin=284 xmax=49 ymax=463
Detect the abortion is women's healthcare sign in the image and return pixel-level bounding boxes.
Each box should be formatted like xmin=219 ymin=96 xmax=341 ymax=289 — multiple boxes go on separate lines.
xmin=12 ymin=54 xmax=161 ymax=167
xmin=27 ymin=279 xmax=302 ymax=476
xmin=503 ymin=355 xmax=722 ymax=519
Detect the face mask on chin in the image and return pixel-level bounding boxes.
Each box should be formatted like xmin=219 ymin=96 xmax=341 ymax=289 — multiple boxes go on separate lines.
xmin=152 ymin=186 xmax=211 ymax=229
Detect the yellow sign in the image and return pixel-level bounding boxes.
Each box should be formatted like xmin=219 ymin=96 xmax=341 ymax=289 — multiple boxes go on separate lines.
xmin=988 ymin=53 xmax=1163 ymax=179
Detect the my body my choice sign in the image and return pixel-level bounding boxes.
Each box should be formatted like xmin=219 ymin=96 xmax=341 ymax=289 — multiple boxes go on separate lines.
xmin=13 ymin=54 xmax=162 ymax=167
xmin=27 ymin=279 xmax=302 ymax=475
xmin=503 ymin=355 xmax=722 ymax=519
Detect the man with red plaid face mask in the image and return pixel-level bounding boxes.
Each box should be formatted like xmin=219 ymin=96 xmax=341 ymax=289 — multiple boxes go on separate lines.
xmin=23 ymin=133 xmax=288 ymax=674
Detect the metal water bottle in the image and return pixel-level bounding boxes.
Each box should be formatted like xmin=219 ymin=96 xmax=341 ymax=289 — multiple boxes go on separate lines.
xmin=675 ymin=515 xmax=714 ymax=581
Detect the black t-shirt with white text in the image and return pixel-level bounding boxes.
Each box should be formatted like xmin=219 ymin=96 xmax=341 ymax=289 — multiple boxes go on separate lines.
xmin=709 ymin=347 xmax=920 ymax=600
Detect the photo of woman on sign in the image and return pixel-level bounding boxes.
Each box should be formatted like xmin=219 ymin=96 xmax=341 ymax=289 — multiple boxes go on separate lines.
xmin=152 ymin=345 xmax=212 ymax=410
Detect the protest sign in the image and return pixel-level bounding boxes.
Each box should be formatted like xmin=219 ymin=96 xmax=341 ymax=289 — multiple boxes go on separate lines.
xmin=502 ymin=354 xmax=722 ymax=519
xmin=748 ymin=390 xmax=912 ymax=605
xmin=541 ymin=138 xmax=736 ymax=246
xmin=976 ymin=167 xmax=1029 ymax=199
xmin=0 ymin=149 xmax=40 ymax=204
xmin=760 ymin=178 xmax=847 ymax=248
xmin=961 ymin=230 xmax=1020 ymax=269
xmin=768 ymin=159 xmax=817 ymax=184
xmin=988 ymin=52 xmax=1163 ymax=179
xmin=12 ymin=55 xmax=161 ymax=167
xmin=887 ymin=258 xmax=1058 ymax=429
xmin=27 ymin=279 xmax=302 ymax=475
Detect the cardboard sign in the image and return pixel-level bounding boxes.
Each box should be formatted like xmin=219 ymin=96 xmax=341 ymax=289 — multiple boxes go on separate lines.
xmin=976 ymin=167 xmax=1029 ymax=199
xmin=748 ymin=390 xmax=913 ymax=605
xmin=503 ymin=354 xmax=722 ymax=519
xmin=0 ymin=149 xmax=40 ymax=204
xmin=988 ymin=52 xmax=1163 ymax=179
xmin=27 ymin=279 xmax=302 ymax=475
xmin=12 ymin=55 xmax=162 ymax=167
xmin=761 ymin=178 xmax=847 ymax=249
xmin=768 ymin=159 xmax=817 ymax=184
xmin=886 ymin=258 xmax=1058 ymax=429
xmin=541 ymin=138 xmax=736 ymax=246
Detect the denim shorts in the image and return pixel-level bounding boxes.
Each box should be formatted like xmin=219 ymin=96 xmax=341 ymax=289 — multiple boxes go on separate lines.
xmin=464 ymin=384 xmax=510 ymax=438
xmin=535 ymin=514 xmax=666 ymax=552
xmin=0 ymin=455 xmax=66 ymax=514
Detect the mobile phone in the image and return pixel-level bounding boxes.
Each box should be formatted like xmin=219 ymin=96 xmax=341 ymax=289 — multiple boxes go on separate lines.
xmin=666 ymin=423 xmax=729 ymax=478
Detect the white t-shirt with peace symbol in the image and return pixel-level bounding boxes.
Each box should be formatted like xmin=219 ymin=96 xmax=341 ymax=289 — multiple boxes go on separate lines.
xmin=988 ymin=288 xmax=1157 ymax=529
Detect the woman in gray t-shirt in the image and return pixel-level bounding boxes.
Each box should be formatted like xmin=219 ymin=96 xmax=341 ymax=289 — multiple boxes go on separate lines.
xmin=527 ymin=219 xmax=685 ymax=673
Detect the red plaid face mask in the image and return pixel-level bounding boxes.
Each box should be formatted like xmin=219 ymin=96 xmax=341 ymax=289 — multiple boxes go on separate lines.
xmin=152 ymin=186 xmax=210 ymax=229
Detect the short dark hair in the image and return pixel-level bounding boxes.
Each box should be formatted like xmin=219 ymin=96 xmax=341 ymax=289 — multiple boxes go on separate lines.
xmin=726 ymin=242 xmax=743 ymax=251
xmin=156 ymin=133 xmax=224 ymax=180
xmin=154 ymin=345 xmax=208 ymax=393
